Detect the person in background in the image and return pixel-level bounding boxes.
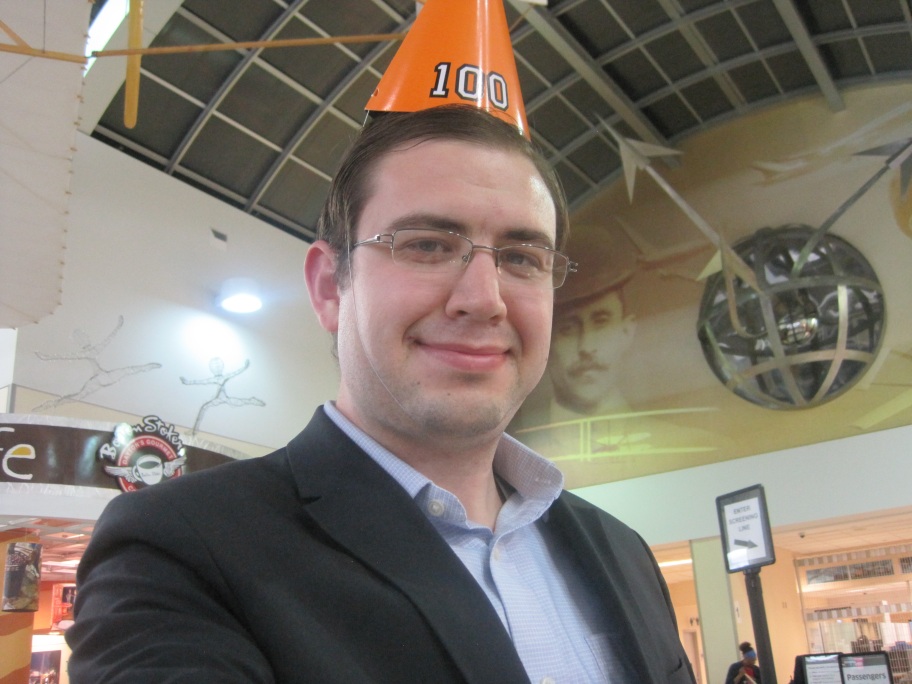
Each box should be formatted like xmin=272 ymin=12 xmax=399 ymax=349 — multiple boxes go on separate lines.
xmin=66 ymin=105 xmax=695 ymax=683
xmin=725 ymin=641 xmax=762 ymax=684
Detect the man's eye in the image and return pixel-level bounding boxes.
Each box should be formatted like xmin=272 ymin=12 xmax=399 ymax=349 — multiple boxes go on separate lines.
xmin=396 ymin=237 xmax=456 ymax=261
xmin=502 ymin=248 xmax=546 ymax=271
xmin=411 ymin=239 xmax=449 ymax=253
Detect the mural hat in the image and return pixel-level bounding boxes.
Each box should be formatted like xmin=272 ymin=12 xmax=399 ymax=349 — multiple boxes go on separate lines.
xmin=365 ymin=0 xmax=529 ymax=137
xmin=556 ymin=224 xmax=638 ymax=307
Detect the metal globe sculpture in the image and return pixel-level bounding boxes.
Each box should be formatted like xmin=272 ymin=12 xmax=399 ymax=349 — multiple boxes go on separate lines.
xmin=697 ymin=225 xmax=885 ymax=409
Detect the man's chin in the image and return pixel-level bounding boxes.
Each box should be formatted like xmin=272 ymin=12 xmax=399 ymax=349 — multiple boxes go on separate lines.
xmin=400 ymin=396 xmax=513 ymax=438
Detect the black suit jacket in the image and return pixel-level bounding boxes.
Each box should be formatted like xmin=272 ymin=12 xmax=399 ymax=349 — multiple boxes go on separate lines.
xmin=67 ymin=408 xmax=695 ymax=683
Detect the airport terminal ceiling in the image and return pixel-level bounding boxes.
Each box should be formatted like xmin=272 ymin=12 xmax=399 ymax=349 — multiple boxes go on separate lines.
xmin=88 ymin=0 xmax=912 ymax=241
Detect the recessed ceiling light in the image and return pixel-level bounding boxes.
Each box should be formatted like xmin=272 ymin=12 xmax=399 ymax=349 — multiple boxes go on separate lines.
xmin=218 ymin=278 xmax=262 ymax=314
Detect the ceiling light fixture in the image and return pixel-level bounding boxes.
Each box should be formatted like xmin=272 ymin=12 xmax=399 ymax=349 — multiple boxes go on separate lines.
xmin=85 ymin=0 xmax=128 ymax=72
xmin=218 ymin=278 xmax=262 ymax=314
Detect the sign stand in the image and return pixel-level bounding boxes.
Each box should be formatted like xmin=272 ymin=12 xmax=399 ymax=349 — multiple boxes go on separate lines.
xmin=717 ymin=484 xmax=778 ymax=684
xmin=744 ymin=567 xmax=776 ymax=684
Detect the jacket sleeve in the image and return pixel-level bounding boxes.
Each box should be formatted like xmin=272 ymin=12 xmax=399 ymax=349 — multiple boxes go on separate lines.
xmin=65 ymin=487 xmax=275 ymax=684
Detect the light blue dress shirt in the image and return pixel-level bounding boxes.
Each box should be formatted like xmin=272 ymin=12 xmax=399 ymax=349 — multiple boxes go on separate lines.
xmin=324 ymin=403 xmax=620 ymax=683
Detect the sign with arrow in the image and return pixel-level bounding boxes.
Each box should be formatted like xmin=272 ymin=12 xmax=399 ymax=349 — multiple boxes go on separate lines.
xmin=716 ymin=484 xmax=776 ymax=572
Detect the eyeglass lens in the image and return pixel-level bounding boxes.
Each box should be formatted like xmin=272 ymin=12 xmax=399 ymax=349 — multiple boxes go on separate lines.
xmin=389 ymin=229 xmax=570 ymax=288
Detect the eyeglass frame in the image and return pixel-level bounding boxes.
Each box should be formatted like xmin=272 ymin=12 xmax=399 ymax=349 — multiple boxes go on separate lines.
xmin=350 ymin=227 xmax=578 ymax=289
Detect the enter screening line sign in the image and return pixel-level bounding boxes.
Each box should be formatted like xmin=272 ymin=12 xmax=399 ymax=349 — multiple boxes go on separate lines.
xmin=716 ymin=484 xmax=776 ymax=573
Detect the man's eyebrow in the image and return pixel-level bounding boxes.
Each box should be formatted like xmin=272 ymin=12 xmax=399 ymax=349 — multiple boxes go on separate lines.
xmin=388 ymin=213 xmax=464 ymax=233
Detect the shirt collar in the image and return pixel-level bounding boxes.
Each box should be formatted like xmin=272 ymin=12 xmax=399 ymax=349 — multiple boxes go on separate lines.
xmin=322 ymin=401 xmax=564 ymax=504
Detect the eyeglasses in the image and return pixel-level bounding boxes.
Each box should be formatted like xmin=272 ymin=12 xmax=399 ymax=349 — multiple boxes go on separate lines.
xmin=351 ymin=228 xmax=577 ymax=289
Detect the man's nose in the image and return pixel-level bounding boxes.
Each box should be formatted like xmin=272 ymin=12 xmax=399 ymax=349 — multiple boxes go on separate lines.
xmin=444 ymin=249 xmax=507 ymax=320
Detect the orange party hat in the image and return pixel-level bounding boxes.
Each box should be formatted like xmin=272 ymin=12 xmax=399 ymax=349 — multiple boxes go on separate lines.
xmin=366 ymin=0 xmax=529 ymax=137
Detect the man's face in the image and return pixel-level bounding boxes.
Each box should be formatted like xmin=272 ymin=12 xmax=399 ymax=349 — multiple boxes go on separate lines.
xmin=548 ymin=289 xmax=635 ymax=414
xmin=327 ymin=139 xmax=556 ymax=444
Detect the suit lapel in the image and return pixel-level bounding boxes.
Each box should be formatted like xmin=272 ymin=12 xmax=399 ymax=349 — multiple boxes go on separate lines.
xmin=547 ymin=494 xmax=662 ymax=682
xmin=284 ymin=410 xmax=530 ymax=684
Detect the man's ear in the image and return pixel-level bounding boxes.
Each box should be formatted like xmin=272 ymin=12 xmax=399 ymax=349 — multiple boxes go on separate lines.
xmin=304 ymin=240 xmax=340 ymax=333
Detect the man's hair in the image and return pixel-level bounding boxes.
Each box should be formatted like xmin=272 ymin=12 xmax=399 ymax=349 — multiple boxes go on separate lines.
xmin=316 ymin=104 xmax=569 ymax=284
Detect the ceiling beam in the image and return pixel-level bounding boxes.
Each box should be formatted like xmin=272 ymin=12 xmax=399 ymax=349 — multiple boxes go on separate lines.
xmin=505 ymin=0 xmax=668 ymax=146
xmin=769 ymin=0 xmax=845 ymax=111
xmin=653 ymin=0 xmax=745 ymax=109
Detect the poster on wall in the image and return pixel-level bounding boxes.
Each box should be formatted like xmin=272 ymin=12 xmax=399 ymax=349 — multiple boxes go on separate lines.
xmin=2 ymin=541 xmax=42 ymax=612
xmin=51 ymin=583 xmax=77 ymax=628
xmin=29 ymin=649 xmax=61 ymax=684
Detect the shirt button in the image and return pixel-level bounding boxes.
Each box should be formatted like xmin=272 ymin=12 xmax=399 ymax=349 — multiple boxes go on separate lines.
xmin=427 ymin=500 xmax=445 ymax=517
xmin=540 ymin=677 xmax=556 ymax=684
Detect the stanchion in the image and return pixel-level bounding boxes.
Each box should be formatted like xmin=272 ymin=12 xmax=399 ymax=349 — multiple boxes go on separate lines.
xmin=744 ymin=567 xmax=777 ymax=684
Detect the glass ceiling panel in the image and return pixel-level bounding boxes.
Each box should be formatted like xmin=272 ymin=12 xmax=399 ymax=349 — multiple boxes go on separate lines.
xmin=218 ymin=63 xmax=317 ymax=148
xmin=728 ymin=61 xmax=780 ymax=102
xmin=647 ymin=31 xmax=705 ymax=81
xmin=558 ymin=3 xmax=628 ymax=57
xmin=736 ymin=2 xmax=792 ymax=50
xmin=682 ymin=77 xmax=734 ymax=122
xmin=609 ymin=0 xmax=667 ymax=36
xmin=180 ymin=117 xmax=279 ymax=196
xmin=531 ymin=97 xmax=590 ymax=149
xmin=145 ymin=13 xmax=242 ymax=102
xmin=605 ymin=49 xmax=667 ymax=100
xmin=258 ymin=161 xmax=332 ymax=232
xmin=695 ymin=11 xmax=754 ymax=62
xmin=798 ymin=0 xmax=853 ymax=33
xmin=561 ymin=79 xmax=617 ymax=123
xmin=642 ymin=93 xmax=699 ymax=138
xmin=182 ymin=0 xmax=283 ymax=42
xmin=293 ymin=112 xmax=358 ymax=176
xmin=847 ymin=0 xmax=907 ymax=25
xmin=98 ymin=77 xmax=203 ymax=160
xmin=567 ymin=136 xmax=620 ymax=184
xmin=261 ymin=19 xmax=360 ymax=99
xmin=515 ymin=31 xmax=575 ymax=84
xmin=306 ymin=0 xmax=403 ymax=58
xmin=819 ymin=40 xmax=872 ymax=80
xmin=865 ymin=33 xmax=912 ymax=73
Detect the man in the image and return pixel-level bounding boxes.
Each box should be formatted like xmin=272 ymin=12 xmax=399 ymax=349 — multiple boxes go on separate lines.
xmin=67 ymin=106 xmax=695 ymax=683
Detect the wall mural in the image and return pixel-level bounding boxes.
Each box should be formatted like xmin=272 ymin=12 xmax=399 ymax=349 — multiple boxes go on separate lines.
xmin=510 ymin=88 xmax=912 ymax=489
xmin=179 ymin=358 xmax=265 ymax=436
xmin=32 ymin=316 xmax=161 ymax=413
